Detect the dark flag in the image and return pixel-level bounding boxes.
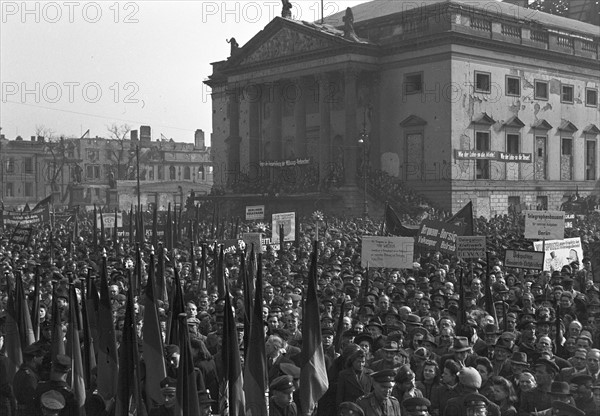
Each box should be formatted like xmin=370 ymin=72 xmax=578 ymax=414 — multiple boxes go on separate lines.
xmin=32 ymin=194 xmax=52 ymax=212
xmin=219 ymin=279 xmax=246 ymax=416
xmin=143 ymin=250 xmax=167 ymax=409
xmin=86 ymin=272 xmax=100 ymax=357
xmin=243 ymin=253 xmax=267 ymax=416
xmin=115 ymin=274 xmax=147 ymax=416
xmin=97 ymin=252 xmax=119 ymax=401
xmin=31 ymin=268 xmax=41 ymax=341
xmin=216 ymin=245 xmax=226 ymax=299
xmin=152 ymin=204 xmax=158 ymax=249
xmin=200 ymin=243 xmax=207 ymax=291
xmin=382 ymin=203 xmax=419 ymax=237
xmin=173 ymin=207 xmax=178 ymax=249
xmin=156 ymin=243 xmax=169 ymax=305
xmin=299 ymin=242 xmax=329 ymax=415
xmin=50 ymin=283 xmax=65 ymax=363
xmin=138 ymin=206 xmax=145 ymax=246
xmin=93 ymin=205 xmax=98 ymax=246
xmin=99 ymin=208 xmax=105 ymax=247
xmin=484 ymin=255 xmax=498 ymax=325
xmin=80 ymin=274 xmax=97 ymax=389
xmin=133 ymin=244 xmax=142 ymax=297
xmin=166 ymin=203 xmax=172 ymax=252
xmin=4 ymin=277 xmax=22 ymax=381
xmin=456 ymin=268 xmax=467 ymax=336
xmin=446 ymin=201 xmax=474 ymax=236
xmin=166 ymin=267 xmax=185 ymax=346
xmin=73 ymin=211 xmax=79 ymax=240
xmin=240 ymin=248 xmax=252 ymax=354
xmin=129 ymin=207 xmax=134 ymax=246
xmin=67 ymin=284 xmax=86 ymax=416
xmin=361 ymin=263 xmax=370 ymax=303
xmin=176 ymin=314 xmax=200 ymax=415
xmin=555 ymin=305 xmax=564 ymax=357
xmin=191 ymin=241 xmax=197 ymax=283
xmin=333 ymin=299 xmax=346 ymax=354
xmin=113 ymin=208 xmax=119 ymax=252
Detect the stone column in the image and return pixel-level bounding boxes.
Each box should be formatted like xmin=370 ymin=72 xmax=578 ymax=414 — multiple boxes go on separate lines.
xmin=318 ymin=74 xmax=331 ymax=185
xmin=344 ymin=68 xmax=359 ymax=185
xmin=369 ymin=73 xmax=381 ymax=170
xmin=270 ymin=81 xmax=283 ymax=160
xmin=294 ymin=77 xmax=307 ymax=158
xmin=248 ymin=83 xmax=261 ymax=166
xmin=225 ymin=85 xmax=241 ymax=186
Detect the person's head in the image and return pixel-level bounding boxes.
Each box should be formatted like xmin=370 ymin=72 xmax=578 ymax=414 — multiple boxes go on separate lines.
xmin=164 ymin=345 xmax=180 ymax=369
xmin=160 ymin=377 xmax=177 ymax=408
xmin=586 ymin=349 xmax=600 ymax=375
xmin=371 ymin=369 xmax=396 ymax=400
xmin=348 ymin=349 xmax=366 ymax=372
xmin=534 ymin=359 xmax=559 ymax=387
xmin=396 ymin=365 xmax=416 ymax=392
xmin=592 ymin=384 xmax=600 ymax=408
xmin=422 ymin=360 xmax=439 ymax=383
xmin=489 ymin=376 xmax=517 ymax=405
xmin=458 ymin=366 xmax=482 ymax=390
xmin=442 ymin=360 xmax=461 ymax=386
xmin=576 ymin=335 xmax=592 ymax=351
xmin=536 ymin=336 xmax=553 ymax=354
xmin=270 ymin=375 xmax=295 ymax=406
xmin=475 ymin=357 xmax=493 ymax=384
xmin=570 ymin=374 xmax=594 ymax=401
xmin=338 ymin=402 xmax=366 ymax=416
xmin=40 ymin=390 xmax=65 ymax=416
xmin=572 ymin=348 xmax=588 ymax=370
xmin=265 ymin=335 xmax=285 ymax=359
xmin=185 ymin=301 xmax=197 ymax=318
xmin=519 ymin=371 xmax=536 ymax=392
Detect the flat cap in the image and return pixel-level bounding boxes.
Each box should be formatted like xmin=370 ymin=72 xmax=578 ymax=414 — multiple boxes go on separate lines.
xmin=338 ymin=401 xmax=365 ymax=416
xmin=40 ymin=390 xmax=65 ymax=410
xmin=371 ymin=369 xmax=397 ymax=384
xmin=403 ymin=397 xmax=431 ymax=414
xmin=160 ymin=377 xmax=177 ymax=391
xmin=52 ymin=354 xmax=71 ymax=373
xmin=270 ymin=375 xmax=295 ymax=393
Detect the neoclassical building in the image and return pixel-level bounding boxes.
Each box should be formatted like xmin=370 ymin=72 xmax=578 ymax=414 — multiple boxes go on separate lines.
xmin=206 ymin=0 xmax=600 ymax=217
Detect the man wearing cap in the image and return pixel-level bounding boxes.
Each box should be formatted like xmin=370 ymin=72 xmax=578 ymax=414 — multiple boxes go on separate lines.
xmin=444 ymin=366 xmax=498 ymax=416
xmin=39 ymin=390 xmax=65 ymax=416
xmin=269 ymin=375 xmax=297 ymax=416
xmin=560 ymin=349 xmax=588 ymax=382
xmin=198 ymin=389 xmax=216 ymax=416
xmin=338 ymin=401 xmax=365 ymax=416
xmin=368 ymin=341 xmax=402 ymax=372
xmin=13 ymin=344 xmax=44 ymax=416
xmin=519 ymin=359 xmax=563 ymax=416
xmin=356 ymin=369 xmax=402 ymax=416
xmin=149 ymin=377 xmax=177 ymax=416
xmin=34 ymin=354 xmax=76 ymax=416
xmin=403 ymin=397 xmax=431 ymax=416
xmin=570 ymin=374 xmax=597 ymax=415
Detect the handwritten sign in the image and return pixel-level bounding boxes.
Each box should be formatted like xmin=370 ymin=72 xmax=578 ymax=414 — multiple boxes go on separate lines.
xmin=361 ymin=236 xmax=414 ymax=269
xmin=524 ymin=210 xmax=565 ymax=240
xmin=416 ymin=220 xmax=463 ymax=255
xmin=456 ymin=236 xmax=486 ymax=259
xmin=272 ymin=212 xmax=296 ymax=242
xmin=245 ymin=205 xmax=265 ymax=221
xmin=504 ymin=250 xmax=545 ymax=270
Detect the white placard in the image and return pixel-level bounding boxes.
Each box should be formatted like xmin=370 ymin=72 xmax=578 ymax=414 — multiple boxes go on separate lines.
xmin=245 ymin=205 xmax=265 ymax=221
xmin=524 ymin=210 xmax=565 ymax=240
xmin=456 ymin=236 xmax=486 ymax=259
xmin=533 ymin=237 xmax=583 ymax=272
xmin=242 ymin=232 xmax=263 ymax=253
xmin=504 ymin=250 xmax=545 ymax=270
xmin=361 ymin=236 xmax=414 ymax=269
xmin=272 ymin=212 xmax=296 ymax=242
xmin=96 ymin=212 xmax=122 ymax=228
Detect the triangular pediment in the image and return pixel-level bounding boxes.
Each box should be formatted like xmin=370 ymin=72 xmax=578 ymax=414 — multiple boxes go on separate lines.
xmin=532 ymin=119 xmax=553 ymax=130
xmin=399 ymin=115 xmax=427 ymax=127
xmin=228 ymin=17 xmax=371 ymax=68
xmin=503 ymin=116 xmax=525 ymax=128
xmin=583 ymin=124 xmax=600 ymax=135
xmin=472 ymin=113 xmax=496 ymax=126
xmin=558 ymin=120 xmax=578 ymax=133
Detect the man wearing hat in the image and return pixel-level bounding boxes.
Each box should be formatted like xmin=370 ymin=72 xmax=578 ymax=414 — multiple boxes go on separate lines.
xmin=13 ymin=343 xmax=45 ymax=416
xmin=532 ymin=400 xmax=584 ymax=416
xmin=369 ymin=341 xmax=402 ymax=372
xmin=519 ymin=356 xmax=566 ymax=416
xmin=149 ymin=377 xmax=177 ymax=416
xmin=34 ymin=354 xmax=76 ymax=416
xmin=338 ymin=401 xmax=365 ymax=416
xmin=198 ymin=389 xmax=216 ymax=416
xmin=403 ymin=397 xmax=431 ymax=416
xmin=39 ymin=390 xmax=65 ymax=416
xmin=570 ymin=374 xmax=597 ymax=415
xmin=440 ymin=337 xmax=473 ymax=369
xmin=356 ymin=369 xmax=402 ymax=416
xmin=269 ymin=375 xmax=297 ymax=416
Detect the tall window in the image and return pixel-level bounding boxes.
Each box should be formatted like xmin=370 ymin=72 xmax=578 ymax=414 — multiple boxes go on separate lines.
xmin=535 ymin=80 xmax=548 ymax=100
xmin=475 ymin=71 xmax=491 ymax=93
xmin=507 ymin=134 xmax=520 ymax=154
xmin=404 ymin=72 xmax=423 ymax=95
xmin=158 ymin=166 xmax=164 ymax=180
xmin=24 ymin=157 xmax=33 ymax=174
xmin=5 ymin=182 xmax=14 ymax=197
xmin=169 ymin=166 xmax=176 ymax=180
xmin=184 ymin=166 xmax=191 ymax=180
xmin=586 ymin=140 xmax=596 ymax=180
xmin=561 ymin=84 xmax=574 ymax=103
xmin=6 ymin=158 xmax=15 ymax=173
xmin=24 ymin=182 xmax=33 ymax=197
xmin=476 ymin=131 xmax=491 ymax=179
xmin=506 ymin=76 xmax=521 ymax=96
xmin=586 ymin=88 xmax=598 ymax=107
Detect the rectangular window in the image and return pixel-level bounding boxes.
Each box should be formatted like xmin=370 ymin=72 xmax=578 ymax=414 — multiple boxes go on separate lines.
xmin=561 ymin=84 xmax=574 ymax=103
xmin=404 ymin=72 xmax=423 ymax=95
xmin=6 ymin=158 xmax=15 ymax=173
xmin=476 ymin=131 xmax=490 ymax=179
xmin=86 ymin=166 xmax=93 ymax=179
xmin=158 ymin=165 xmax=164 ymax=180
xmin=586 ymin=88 xmax=598 ymax=107
xmin=24 ymin=158 xmax=33 ymax=174
xmin=535 ymin=80 xmax=548 ymax=100
xmin=508 ymin=196 xmax=520 ymax=207
xmin=506 ymin=76 xmax=521 ymax=96
xmin=507 ymin=134 xmax=520 ymax=154
xmin=536 ymin=196 xmax=548 ymax=210
xmin=562 ymin=138 xmax=573 ymax=156
xmin=5 ymin=182 xmax=14 ymax=197
xmin=24 ymin=182 xmax=33 ymax=197
xmin=586 ymin=140 xmax=596 ymax=180
xmin=475 ymin=71 xmax=491 ymax=93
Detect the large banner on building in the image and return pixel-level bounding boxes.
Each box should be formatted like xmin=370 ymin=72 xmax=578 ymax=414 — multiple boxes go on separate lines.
xmin=416 ymin=220 xmax=463 ymax=255
xmin=533 ymin=237 xmax=583 ymax=272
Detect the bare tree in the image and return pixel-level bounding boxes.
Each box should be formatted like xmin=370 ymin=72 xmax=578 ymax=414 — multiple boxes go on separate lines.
xmin=105 ymin=123 xmax=135 ymax=180
xmin=35 ymin=124 xmax=56 ymax=141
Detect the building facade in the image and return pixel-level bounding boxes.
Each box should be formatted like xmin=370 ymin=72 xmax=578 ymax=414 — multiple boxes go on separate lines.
xmin=0 ymin=127 xmax=213 ymax=211
xmin=206 ymin=0 xmax=600 ymax=217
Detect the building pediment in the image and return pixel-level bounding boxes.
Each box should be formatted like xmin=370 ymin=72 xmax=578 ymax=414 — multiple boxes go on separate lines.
xmin=558 ymin=120 xmax=578 ymax=133
xmin=228 ymin=17 xmax=371 ymax=69
xmin=583 ymin=124 xmax=600 ymax=135
xmin=471 ymin=113 xmax=496 ymax=126
xmin=503 ymin=116 xmax=525 ymax=128
xmin=532 ymin=119 xmax=553 ymax=130
xmin=399 ymin=115 xmax=427 ymax=127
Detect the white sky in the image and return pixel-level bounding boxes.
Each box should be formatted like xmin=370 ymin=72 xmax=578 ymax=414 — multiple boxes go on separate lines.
xmin=0 ymin=0 xmax=369 ymax=144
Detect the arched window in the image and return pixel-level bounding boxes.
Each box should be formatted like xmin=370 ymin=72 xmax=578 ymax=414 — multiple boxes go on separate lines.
xmin=184 ymin=166 xmax=191 ymax=180
xmin=169 ymin=166 xmax=176 ymax=180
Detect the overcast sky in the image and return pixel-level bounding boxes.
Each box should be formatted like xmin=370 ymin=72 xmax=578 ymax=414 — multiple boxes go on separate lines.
xmin=1 ymin=0 xmax=370 ymax=144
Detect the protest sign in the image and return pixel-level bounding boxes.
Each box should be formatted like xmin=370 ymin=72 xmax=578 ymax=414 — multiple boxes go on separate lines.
xmin=10 ymin=224 xmax=32 ymax=245
xmin=361 ymin=236 xmax=414 ymax=269
xmin=524 ymin=211 xmax=565 ymax=239
xmin=97 ymin=212 xmax=123 ymax=229
xmin=456 ymin=236 xmax=486 ymax=259
xmin=504 ymin=250 xmax=545 ymax=270
xmin=416 ymin=220 xmax=462 ymax=255
xmin=533 ymin=237 xmax=583 ymax=272
xmin=1 ymin=210 xmax=49 ymax=227
xmin=272 ymin=212 xmax=296 ymax=243
xmin=242 ymin=232 xmax=263 ymax=253
xmin=245 ymin=205 xmax=265 ymax=221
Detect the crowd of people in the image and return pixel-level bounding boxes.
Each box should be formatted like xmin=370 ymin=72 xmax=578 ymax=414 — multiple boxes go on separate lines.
xmin=0 ymin=197 xmax=599 ymax=416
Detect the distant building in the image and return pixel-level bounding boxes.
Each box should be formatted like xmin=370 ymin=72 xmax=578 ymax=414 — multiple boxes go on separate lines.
xmin=206 ymin=0 xmax=600 ymax=217
xmin=0 ymin=127 xmax=212 ymax=211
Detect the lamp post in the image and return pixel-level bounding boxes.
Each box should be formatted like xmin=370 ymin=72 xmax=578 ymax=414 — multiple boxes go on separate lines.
xmin=358 ymin=109 xmax=369 ymax=218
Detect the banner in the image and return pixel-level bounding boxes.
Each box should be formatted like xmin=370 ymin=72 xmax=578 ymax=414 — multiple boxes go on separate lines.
xmin=524 ymin=210 xmax=565 ymax=240
xmin=245 ymin=205 xmax=265 ymax=221
xmin=454 ymin=150 xmax=532 ymax=163
xmin=97 ymin=212 xmax=123 ymax=229
xmin=533 ymin=237 xmax=583 ymax=272
xmin=10 ymin=225 xmax=32 ymax=245
xmin=361 ymin=236 xmax=414 ymax=269
xmin=272 ymin=212 xmax=296 ymax=243
xmin=217 ymin=239 xmax=247 ymax=255
xmin=416 ymin=220 xmax=463 ymax=255
xmin=242 ymin=233 xmax=263 ymax=253
xmin=1 ymin=210 xmax=49 ymax=227
xmin=259 ymin=158 xmax=311 ymax=167
xmin=456 ymin=236 xmax=486 ymax=259
xmin=504 ymin=250 xmax=545 ymax=270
